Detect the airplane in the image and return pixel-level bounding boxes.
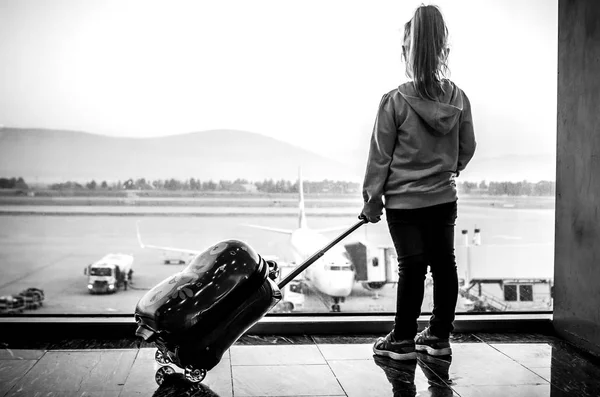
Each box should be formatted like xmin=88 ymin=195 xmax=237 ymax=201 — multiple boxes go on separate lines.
xmin=241 ymin=167 xmax=357 ymax=312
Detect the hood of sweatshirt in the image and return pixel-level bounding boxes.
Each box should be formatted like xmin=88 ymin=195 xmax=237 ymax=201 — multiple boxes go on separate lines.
xmin=398 ymin=80 xmax=464 ymax=136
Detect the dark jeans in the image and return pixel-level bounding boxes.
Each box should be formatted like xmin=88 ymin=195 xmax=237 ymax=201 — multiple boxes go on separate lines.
xmin=386 ymin=201 xmax=458 ymax=340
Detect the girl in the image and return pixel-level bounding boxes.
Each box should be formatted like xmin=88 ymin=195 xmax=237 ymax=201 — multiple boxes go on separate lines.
xmin=361 ymin=4 xmax=476 ymax=360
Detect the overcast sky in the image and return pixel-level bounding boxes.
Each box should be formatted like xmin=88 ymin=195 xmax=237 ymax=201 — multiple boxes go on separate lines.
xmin=0 ymin=0 xmax=557 ymax=164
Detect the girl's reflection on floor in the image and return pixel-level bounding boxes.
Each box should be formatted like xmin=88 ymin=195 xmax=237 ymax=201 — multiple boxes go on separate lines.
xmin=374 ymin=353 xmax=453 ymax=396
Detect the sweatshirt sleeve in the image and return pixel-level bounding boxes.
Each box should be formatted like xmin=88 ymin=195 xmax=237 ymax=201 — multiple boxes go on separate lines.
xmin=361 ymin=93 xmax=397 ymax=217
xmin=457 ymin=91 xmax=476 ymax=172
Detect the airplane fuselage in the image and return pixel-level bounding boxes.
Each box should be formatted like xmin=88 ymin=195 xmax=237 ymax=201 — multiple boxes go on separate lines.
xmin=289 ymin=228 xmax=355 ymax=299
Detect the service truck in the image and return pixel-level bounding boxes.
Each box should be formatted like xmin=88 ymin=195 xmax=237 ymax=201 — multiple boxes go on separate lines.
xmin=84 ymin=253 xmax=134 ymax=294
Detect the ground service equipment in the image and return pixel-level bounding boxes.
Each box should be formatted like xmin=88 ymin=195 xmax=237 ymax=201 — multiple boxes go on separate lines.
xmin=85 ymin=254 xmax=133 ymax=294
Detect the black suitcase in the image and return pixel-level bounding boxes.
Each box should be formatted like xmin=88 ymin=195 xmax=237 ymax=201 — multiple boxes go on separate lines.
xmin=134 ymin=219 xmax=365 ymax=385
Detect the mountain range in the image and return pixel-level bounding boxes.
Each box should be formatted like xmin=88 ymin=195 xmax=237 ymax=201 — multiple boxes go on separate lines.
xmin=0 ymin=128 xmax=361 ymax=184
xmin=0 ymin=127 xmax=556 ymax=184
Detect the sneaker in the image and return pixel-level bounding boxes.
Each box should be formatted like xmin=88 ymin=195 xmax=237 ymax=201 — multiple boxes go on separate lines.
xmin=373 ymin=332 xmax=417 ymax=360
xmin=415 ymin=327 xmax=452 ymax=356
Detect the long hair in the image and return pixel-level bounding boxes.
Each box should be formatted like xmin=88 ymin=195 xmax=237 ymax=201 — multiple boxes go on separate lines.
xmin=402 ymin=20 xmax=411 ymax=64
xmin=408 ymin=5 xmax=450 ymax=100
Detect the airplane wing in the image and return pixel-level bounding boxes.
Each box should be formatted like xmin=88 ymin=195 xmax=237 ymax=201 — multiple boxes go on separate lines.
xmin=262 ymin=255 xmax=280 ymax=261
xmin=242 ymin=224 xmax=294 ymax=235
xmin=136 ymin=221 xmax=202 ymax=256
xmin=313 ymin=225 xmax=357 ymax=234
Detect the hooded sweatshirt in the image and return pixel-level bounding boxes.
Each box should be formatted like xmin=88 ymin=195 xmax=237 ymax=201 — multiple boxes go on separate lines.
xmin=362 ymin=79 xmax=476 ymax=214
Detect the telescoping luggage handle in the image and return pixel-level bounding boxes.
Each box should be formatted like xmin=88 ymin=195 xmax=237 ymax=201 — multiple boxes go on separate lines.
xmin=277 ymin=218 xmax=367 ymax=289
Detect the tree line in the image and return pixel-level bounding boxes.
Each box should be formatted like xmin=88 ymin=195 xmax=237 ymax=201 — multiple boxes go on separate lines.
xmin=47 ymin=178 xmax=360 ymax=194
xmin=1 ymin=177 xmax=556 ymax=196
xmin=458 ymin=180 xmax=555 ymax=196
xmin=0 ymin=177 xmax=29 ymax=189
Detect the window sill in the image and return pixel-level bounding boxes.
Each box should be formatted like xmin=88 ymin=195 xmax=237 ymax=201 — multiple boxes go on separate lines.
xmin=0 ymin=312 xmax=553 ymax=340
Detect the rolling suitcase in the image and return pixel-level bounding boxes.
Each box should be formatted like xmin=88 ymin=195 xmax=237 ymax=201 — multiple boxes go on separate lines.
xmin=134 ymin=219 xmax=366 ymax=385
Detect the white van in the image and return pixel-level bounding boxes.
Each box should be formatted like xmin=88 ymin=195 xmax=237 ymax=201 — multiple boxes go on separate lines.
xmin=84 ymin=253 xmax=134 ymax=294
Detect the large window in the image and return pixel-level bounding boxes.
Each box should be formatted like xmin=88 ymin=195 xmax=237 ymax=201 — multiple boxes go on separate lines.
xmin=0 ymin=0 xmax=557 ymax=316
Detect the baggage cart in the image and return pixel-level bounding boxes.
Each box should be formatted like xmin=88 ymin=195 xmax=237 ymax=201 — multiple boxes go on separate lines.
xmin=0 ymin=295 xmax=26 ymax=314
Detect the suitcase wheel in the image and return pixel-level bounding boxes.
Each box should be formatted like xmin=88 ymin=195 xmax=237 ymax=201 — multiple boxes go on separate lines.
xmin=155 ymin=365 xmax=175 ymax=385
xmin=267 ymin=260 xmax=280 ymax=280
xmin=155 ymin=349 xmax=171 ymax=365
xmin=184 ymin=366 xmax=207 ymax=383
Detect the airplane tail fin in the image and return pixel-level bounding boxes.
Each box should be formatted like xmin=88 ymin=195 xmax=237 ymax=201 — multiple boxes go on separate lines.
xmin=241 ymin=166 xmax=307 ymax=235
xmin=298 ymin=166 xmax=308 ymax=229
xmin=135 ymin=221 xmax=145 ymax=249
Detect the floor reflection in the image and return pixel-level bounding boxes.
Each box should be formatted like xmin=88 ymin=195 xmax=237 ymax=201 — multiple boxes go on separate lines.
xmin=549 ymin=344 xmax=600 ymax=396
xmin=417 ymin=353 xmax=454 ymax=396
xmin=373 ymin=355 xmax=417 ymax=396
xmin=373 ymin=353 xmax=455 ymax=396
xmin=4 ymin=333 xmax=600 ymax=396
xmin=152 ymin=373 xmax=221 ymax=397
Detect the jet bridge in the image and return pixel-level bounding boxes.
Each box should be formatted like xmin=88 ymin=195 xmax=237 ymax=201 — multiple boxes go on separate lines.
xmin=344 ymin=242 xmax=398 ymax=289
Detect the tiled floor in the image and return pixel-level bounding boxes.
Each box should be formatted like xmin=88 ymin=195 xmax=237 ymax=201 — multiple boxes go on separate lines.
xmin=1 ymin=333 xmax=600 ymax=396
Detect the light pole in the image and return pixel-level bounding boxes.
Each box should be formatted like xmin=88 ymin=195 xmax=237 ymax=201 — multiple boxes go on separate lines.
xmin=462 ymin=226 xmax=481 ymax=287
xmin=462 ymin=229 xmax=470 ymax=286
xmin=473 ymin=225 xmax=482 ymax=246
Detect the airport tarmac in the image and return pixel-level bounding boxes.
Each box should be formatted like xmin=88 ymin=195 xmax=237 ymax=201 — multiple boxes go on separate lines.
xmin=0 ymin=213 xmax=400 ymax=314
xmin=0 ymin=203 xmax=555 ymax=315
